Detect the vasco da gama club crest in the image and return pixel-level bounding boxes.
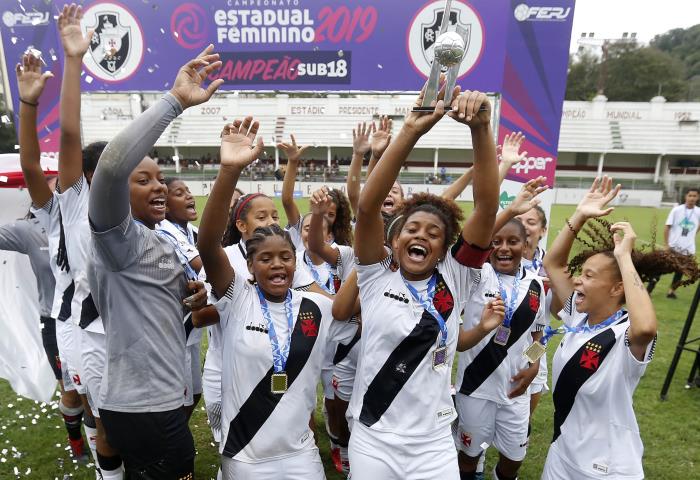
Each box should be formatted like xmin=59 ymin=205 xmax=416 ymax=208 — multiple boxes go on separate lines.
xmin=421 ymin=9 xmax=471 ymax=67
xmin=81 ymin=2 xmax=144 ymax=82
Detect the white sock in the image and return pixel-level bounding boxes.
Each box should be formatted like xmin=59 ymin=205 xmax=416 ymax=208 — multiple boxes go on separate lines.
xmin=217 ymin=467 xmax=223 ymax=480
xmin=340 ymin=446 xmax=350 ymax=474
xmin=476 ymin=450 xmax=486 ymax=473
xmin=83 ymin=424 xmax=99 ymax=466
xmin=100 ymin=464 xmax=124 ymax=480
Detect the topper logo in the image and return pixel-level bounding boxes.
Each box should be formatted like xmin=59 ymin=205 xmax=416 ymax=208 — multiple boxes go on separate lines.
xmin=512 ymin=156 xmax=553 ymax=174
xmin=2 ymin=11 xmax=49 ymax=27
xmin=170 ymin=3 xmax=208 ymax=49
xmin=514 ymin=4 xmax=571 ymax=22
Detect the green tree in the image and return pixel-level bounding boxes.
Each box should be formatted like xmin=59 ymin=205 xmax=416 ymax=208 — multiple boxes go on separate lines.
xmin=565 ymin=51 xmax=600 ymax=100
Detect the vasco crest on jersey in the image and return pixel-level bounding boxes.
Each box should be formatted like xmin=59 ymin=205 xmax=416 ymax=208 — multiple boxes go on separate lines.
xmin=528 ymin=288 xmax=540 ymax=313
xmin=90 ymin=14 xmax=130 ymax=76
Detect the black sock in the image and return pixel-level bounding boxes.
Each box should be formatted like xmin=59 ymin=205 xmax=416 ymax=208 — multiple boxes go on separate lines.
xmin=59 ymin=401 xmax=84 ymax=441
xmin=495 ymin=466 xmax=517 ymax=480
xmin=97 ymin=452 xmax=123 ymax=471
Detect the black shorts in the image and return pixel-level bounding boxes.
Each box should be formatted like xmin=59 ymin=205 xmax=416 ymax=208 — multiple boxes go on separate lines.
xmin=40 ymin=316 xmax=61 ymax=381
xmin=99 ymin=407 xmax=195 ymax=479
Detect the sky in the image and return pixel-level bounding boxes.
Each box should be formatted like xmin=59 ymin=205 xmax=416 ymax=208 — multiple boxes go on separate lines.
xmin=570 ymin=0 xmax=700 ymax=52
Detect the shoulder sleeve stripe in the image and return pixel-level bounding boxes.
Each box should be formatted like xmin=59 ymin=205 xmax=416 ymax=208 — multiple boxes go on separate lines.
xmin=34 ymin=196 xmax=54 ymax=214
xmin=450 ymin=236 xmax=492 ymax=268
xmin=224 ymin=276 xmax=236 ymax=300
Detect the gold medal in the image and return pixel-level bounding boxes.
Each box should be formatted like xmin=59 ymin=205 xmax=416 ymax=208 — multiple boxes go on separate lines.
xmin=271 ymin=372 xmax=288 ymax=394
xmin=523 ymin=342 xmax=547 ymax=363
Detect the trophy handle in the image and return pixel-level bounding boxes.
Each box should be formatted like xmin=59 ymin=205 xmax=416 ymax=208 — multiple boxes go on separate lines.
xmin=419 ymin=0 xmax=453 ymax=109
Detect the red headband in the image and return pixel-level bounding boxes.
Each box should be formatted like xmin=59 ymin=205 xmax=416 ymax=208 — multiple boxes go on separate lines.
xmin=234 ymin=193 xmax=265 ymax=222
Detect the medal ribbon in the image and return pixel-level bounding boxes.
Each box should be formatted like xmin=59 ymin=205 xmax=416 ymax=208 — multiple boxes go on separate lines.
xmin=402 ymin=273 xmax=448 ymax=347
xmin=256 ymin=286 xmax=295 ymax=374
xmin=174 ymin=222 xmax=195 ymax=246
xmin=539 ymin=308 xmax=626 ymax=346
xmin=496 ymin=267 xmax=522 ymax=328
xmin=137 ymin=220 xmax=198 ymax=281
xmin=304 ymin=251 xmax=336 ymax=294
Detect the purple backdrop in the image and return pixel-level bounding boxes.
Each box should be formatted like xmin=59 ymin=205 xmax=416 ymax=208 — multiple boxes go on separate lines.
xmin=1 ymin=0 xmax=575 ymax=184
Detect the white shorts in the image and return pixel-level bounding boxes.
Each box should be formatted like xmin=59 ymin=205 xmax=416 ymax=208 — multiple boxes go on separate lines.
xmin=64 ymin=323 xmax=86 ymax=395
xmin=55 ymin=320 xmax=76 ymax=392
xmin=349 ymin=421 xmax=459 ymax=480
xmin=81 ymin=329 xmax=106 ymax=417
xmin=202 ymin=346 xmax=222 ymax=404
xmin=221 ymin=448 xmax=325 ymax=480
xmin=184 ymin=343 xmax=203 ymax=406
xmin=321 ymin=366 xmax=335 ymax=400
xmin=454 ymin=394 xmax=530 ymax=462
xmin=332 ymin=343 xmax=359 ymax=402
xmin=542 ymin=446 xmax=608 ymax=480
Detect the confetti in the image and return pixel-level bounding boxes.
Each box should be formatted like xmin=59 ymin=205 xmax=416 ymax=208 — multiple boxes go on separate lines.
xmin=85 ymin=75 xmax=94 ymax=84
xmin=378 ymin=64 xmax=383 ymax=69
xmin=11 ymin=37 xmax=17 ymax=45
xmin=480 ymin=442 xmax=490 ymax=450
xmin=160 ymin=28 xmax=165 ymax=34
xmin=14 ymin=145 xmax=19 ymax=150
xmin=1 ymin=115 xmax=10 ymax=124
xmin=338 ymin=50 xmax=344 ymax=57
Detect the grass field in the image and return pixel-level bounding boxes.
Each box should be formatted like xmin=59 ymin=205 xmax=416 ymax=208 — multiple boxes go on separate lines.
xmin=1 ymin=199 xmax=699 ymax=479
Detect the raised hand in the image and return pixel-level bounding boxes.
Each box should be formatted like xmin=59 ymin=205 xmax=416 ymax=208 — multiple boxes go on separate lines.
xmin=611 ymin=222 xmax=637 ymax=258
xmin=277 ymin=134 xmax=308 ymax=163
xmin=15 ymin=53 xmax=53 ymax=104
xmin=576 ymin=176 xmax=621 ymax=219
xmin=448 ymin=89 xmax=491 ymax=128
xmin=370 ymin=116 xmax=392 ymax=159
xmin=169 ymin=44 xmax=224 ymax=109
xmin=500 ymin=132 xmax=528 ymax=167
xmin=352 ymin=122 xmax=372 ymax=156
xmin=478 ymin=297 xmax=506 ymax=333
xmin=508 ymin=176 xmax=549 ymax=216
xmin=310 ymin=187 xmax=333 ymax=216
xmin=219 ymin=117 xmax=264 ymax=170
xmin=57 ymin=4 xmax=94 ymax=58
xmin=404 ymin=75 xmax=459 ymax=137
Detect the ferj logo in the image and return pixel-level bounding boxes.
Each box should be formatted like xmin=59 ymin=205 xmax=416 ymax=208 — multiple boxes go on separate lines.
xmin=499 ymin=191 xmax=515 ymax=210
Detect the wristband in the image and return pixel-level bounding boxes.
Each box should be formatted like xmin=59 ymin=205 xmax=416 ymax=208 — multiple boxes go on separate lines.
xmin=20 ymin=98 xmax=38 ymax=107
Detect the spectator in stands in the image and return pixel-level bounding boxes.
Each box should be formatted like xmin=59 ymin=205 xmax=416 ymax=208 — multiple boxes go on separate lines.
xmin=647 ymin=187 xmax=700 ymax=297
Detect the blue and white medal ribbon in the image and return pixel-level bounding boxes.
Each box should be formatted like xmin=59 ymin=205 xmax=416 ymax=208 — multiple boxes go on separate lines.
xmin=138 ymin=220 xmax=198 ymax=281
xmin=256 ymin=286 xmax=295 ymax=393
xmin=402 ymin=273 xmax=448 ymax=369
xmin=304 ymin=252 xmax=335 ymax=294
xmin=493 ymin=267 xmax=521 ymax=346
xmin=523 ymin=308 xmax=627 ymax=363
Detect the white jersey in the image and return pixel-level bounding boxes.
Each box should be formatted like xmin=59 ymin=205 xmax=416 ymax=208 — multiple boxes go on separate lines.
xmin=56 ymin=176 xmax=103 ymax=334
xmin=349 ymin=243 xmax=481 ymax=436
xmin=666 ymin=204 xmax=700 ymax=255
xmin=522 ymin=246 xmax=552 ymax=391
xmin=31 ymin=194 xmax=74 ymax=322
xmin=215 ymin=276 xmax=354 ymax=462
xmin=456 ymin=263 xmax=546 ymax=405
xmin=547 ymin=293 xmax=655 ymax=479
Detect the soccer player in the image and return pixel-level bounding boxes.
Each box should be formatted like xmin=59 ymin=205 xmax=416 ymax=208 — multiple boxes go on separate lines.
xmin=159 ymin=178 xmax=204 ymax=420
xmin=87 ymin=47 xmax=217 ymax=477
xmin=349 ymin=84 xmax=499 ymax=479
xmin=541 ymin=177 xmax=697 ymax=479
xmin=56 ymin=5 xmax=121 ymax=476
xmin=647 ymin=187 xmax=700 ymax=297
xmin=197 ymin=117 xmax=355 ymax=479
xmin=15 ymin=50 xmax=88 ymax=462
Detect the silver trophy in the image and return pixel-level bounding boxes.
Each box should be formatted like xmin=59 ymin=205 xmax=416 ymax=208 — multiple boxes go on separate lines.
xmin=413 ymin=0 xmax=469 ymax=112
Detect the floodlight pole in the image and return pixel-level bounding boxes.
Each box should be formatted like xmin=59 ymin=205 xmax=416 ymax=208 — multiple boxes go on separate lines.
xmin=660 ymin=281 xmax=700 ymax=400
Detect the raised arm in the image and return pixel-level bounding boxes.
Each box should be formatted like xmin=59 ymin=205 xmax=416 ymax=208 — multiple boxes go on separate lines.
xmin=308 ymin=187 xmax=341 ymax=265
xmin=497 ymin=132 xmax=527 ymax=186
xmin=347 ymin=122 xmax=372 ymax=216
xmin=278 ymin=135 xmax=308 ymax=228
xmin=449 ymin=91 xmax=498 ymax=249
xmin=355 ymin=82 xmax=454 ymax=264
xmin=441 ymin=167 xmax=473 ymax=201
xmin=544 ymin=177 xmax=621 ymax=310
xmin=89 ymin=46 xmax=223 ymax=231
xmin=491 ymin=177 xmax=548 ymax=234
xmin=367 ymin=116 xmax=392 ymax=178
xmin=612 ymin=222 xmax=657 ymax=361
xmin=57 ymin=4 xmax=92 ymax=189
xmin=198 ymin=118 xmax=264 ymax=298
xmin=16 ymin=53 xmax=53 ymax=207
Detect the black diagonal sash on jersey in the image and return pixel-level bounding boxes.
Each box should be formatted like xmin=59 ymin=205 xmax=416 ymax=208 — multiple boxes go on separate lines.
xmin=333 ymin=325 xmax=361 ymax=365
xmin=222 ymin=297 xmax=322 ymax=458
xmin=183 ymin=313 xmax=194 ymax=341
xmin=359 ymin=271 xmax=455 ymax=428
xmin=552 ymin=321 xmax=625 ymax=442
xmin=459 ymin=279 xmax=542 ymax=396
xmin=78 ymin=293 xmax=100 ymax=329
xmin=57 ymin=281 xmax=75 ymax=322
